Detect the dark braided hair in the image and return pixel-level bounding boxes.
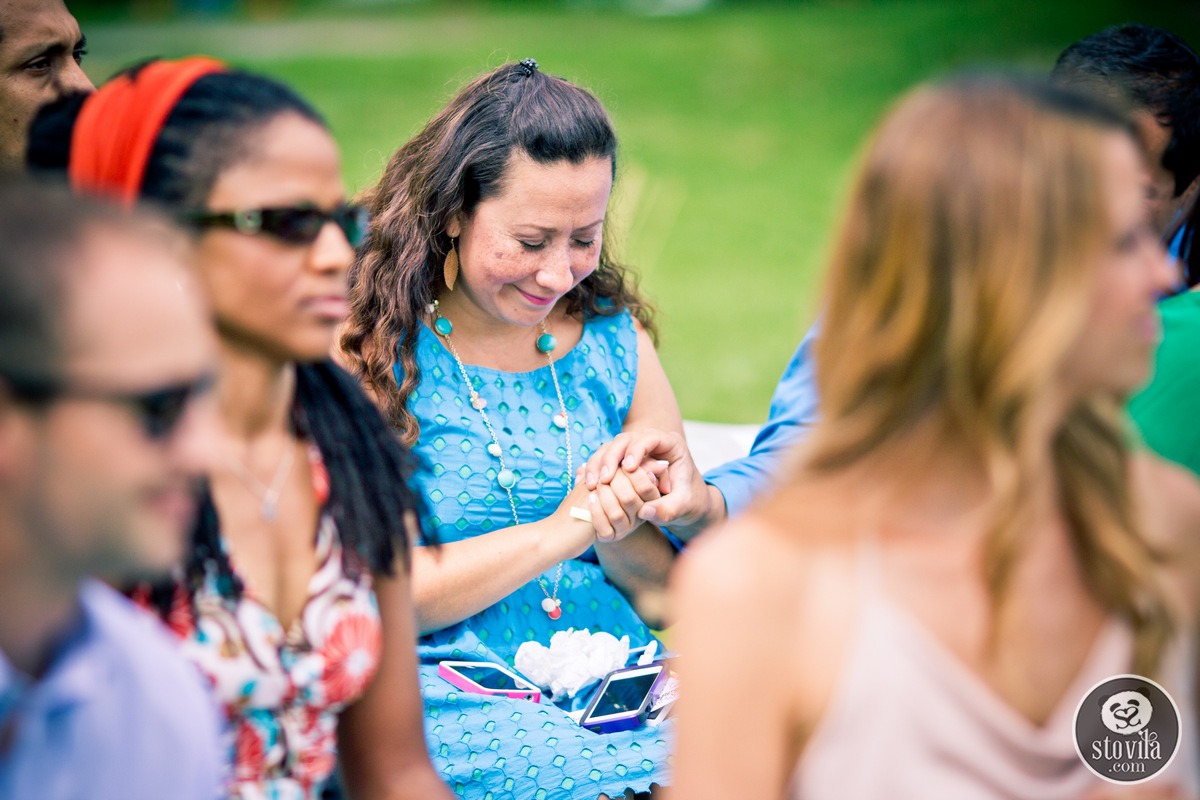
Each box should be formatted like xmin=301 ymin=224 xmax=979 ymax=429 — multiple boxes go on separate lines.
xmin=29 ymin=62 xmax=433 ymax=615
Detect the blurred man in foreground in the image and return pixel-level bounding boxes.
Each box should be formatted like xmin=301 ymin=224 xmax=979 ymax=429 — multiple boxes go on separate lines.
xmin=0 ymin=178 xmax=224 ymax=799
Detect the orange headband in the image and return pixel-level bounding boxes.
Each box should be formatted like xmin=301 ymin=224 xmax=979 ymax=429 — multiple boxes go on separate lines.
xmin=69 ymin=57 xmax=226 ymax=208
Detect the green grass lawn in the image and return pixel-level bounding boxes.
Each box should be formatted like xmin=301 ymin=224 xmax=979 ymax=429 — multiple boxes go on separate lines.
xmin=75 ymin=0 xmax=1199 ymax=422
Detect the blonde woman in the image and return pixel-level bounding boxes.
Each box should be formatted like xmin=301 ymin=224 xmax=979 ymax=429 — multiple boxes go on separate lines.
xmin=668 ymin=74 xmax=1200 ymax=800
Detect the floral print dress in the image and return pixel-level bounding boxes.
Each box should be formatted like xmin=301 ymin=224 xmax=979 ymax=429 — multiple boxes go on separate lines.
xmin=163 ymin=447 xmax=382 ymax=800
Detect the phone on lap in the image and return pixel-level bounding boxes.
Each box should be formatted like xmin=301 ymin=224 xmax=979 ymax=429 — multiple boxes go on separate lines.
xmin=437 ymin=660 xmax=542 ymax=702
xmin=578 ymin=664 xmax=666 ymax=734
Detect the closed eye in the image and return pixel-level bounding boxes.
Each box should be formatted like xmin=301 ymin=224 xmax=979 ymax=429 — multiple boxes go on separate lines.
xmin=23 ymin=56 xmax=52 ymax=74
xmin=519 ymin=240 xmax=545 ymax=251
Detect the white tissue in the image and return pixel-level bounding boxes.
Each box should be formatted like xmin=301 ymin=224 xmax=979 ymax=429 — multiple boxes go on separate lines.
xmin=514 ymin=629 xmax=630 ymax=700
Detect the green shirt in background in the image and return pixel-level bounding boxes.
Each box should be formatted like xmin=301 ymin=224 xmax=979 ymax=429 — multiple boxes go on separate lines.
xmin=1129 ymin=290 xmax=1200 ymax=477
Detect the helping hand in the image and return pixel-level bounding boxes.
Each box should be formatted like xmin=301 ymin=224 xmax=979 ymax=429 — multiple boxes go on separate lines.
xmin=582 ymin=428 xmax=719 ymax=536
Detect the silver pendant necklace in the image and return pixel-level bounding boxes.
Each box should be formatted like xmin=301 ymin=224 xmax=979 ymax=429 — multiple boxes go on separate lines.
xmin=224 ymin=440 xmax=295 ymax=522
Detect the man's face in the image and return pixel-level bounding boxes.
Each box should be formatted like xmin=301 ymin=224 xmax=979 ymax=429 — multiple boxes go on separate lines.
xmin=0 ymin=0 xmax=91 ymax=170
xmin=1132 ymin=109 xmax=1192 ymax=237
xmin=11 ymin=227 xmax=217 ymax=585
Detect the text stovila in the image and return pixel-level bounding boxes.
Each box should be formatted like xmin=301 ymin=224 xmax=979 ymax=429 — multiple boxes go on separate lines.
xmin=1091 ymin=730 xmax=1162 ymax=763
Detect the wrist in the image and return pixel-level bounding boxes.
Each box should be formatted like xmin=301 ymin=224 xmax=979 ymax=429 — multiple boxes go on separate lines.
xmin=550 ymin=509 xmax=595 ymax=560
xmin=674 ymin=483 xmax=726 ymax=542
xmin=703 ymin=482 xmax=728 ymax=526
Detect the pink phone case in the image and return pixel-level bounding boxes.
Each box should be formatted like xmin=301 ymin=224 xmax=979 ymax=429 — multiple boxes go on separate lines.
xmin=437 ymin=660 xmax=542 ymax=702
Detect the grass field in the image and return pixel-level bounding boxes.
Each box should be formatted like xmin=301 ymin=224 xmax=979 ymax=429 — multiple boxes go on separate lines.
xmin=73 ymin=0 xmax=1200 ymax=422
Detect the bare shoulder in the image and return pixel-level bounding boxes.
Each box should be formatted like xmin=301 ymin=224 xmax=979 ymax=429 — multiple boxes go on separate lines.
xmin=672 ymin=495 xmax=861 ymax=748
xmin=1131 ymin=451 xmax=1200 ymax=614
xmin=673 ymin=516 xmax=801 ymax=615
xmin=685 ymin=484 xmax=860 ymax=584
xmin=629 ymin=315 xmax=656 ymax=350
xmin=620 ymin=311 xmax=680 ymax=432
xmin=1132 ymin=451 xmax=1200 ymax=548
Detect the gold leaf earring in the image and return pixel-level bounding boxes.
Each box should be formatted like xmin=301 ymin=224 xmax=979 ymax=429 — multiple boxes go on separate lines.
xmin=444 ymin=240 xmax=459 ymax=291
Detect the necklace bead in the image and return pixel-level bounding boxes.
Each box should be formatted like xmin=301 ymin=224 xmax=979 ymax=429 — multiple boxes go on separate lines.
xmin=487 ymin=442 xmax=503 ymax=458
xmin=434 ymin=317 xmax=453 ymax=336
xmin=541 ymin=597 xmax=562 ymax=620
xmin=497 ymin=468 xmax=517 ymax=489
xmin=536 ymin=332 xmax=557 ymax=353
xmin=553 ymin=413 xmax=568 ymax=429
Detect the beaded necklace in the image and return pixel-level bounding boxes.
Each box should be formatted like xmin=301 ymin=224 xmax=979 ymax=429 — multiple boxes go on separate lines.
xmin=430 ymin=299 xmax=572 ymax=620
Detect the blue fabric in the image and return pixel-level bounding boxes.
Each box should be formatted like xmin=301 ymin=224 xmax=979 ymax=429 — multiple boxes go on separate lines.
xmin=0 ymin=581 xmax=225 ymax=800
xmin=1168 ymin=223 xmax=1191 ymax=292
xmin=1169 ymin=223 xmax=1187 ymax=259
xmin=403 ymin=310 xmax=671 ymax=799
xmin=704 ymin=322 xmax=821 ymax=518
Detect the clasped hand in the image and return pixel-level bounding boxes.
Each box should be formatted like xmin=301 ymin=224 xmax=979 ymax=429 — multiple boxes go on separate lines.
xmin=560 ymin=452 xmax=667 ymax=543
xmin=570 ymin=428 xmax=711 ymax=543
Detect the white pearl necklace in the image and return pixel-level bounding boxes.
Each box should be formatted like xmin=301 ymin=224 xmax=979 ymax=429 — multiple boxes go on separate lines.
xmin=430 ymin=300 xmax=572 ymax=620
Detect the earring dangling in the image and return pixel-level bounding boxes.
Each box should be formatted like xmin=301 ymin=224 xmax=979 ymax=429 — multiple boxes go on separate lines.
xmin=444 ymin=240 xmax=459 ymax=291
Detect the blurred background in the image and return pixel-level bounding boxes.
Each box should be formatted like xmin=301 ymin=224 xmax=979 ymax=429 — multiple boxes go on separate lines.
xmin=70 ymin=0 xmax=1200 ymax=423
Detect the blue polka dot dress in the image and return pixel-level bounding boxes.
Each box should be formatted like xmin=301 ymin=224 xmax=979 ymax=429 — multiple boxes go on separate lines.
xmin=401 ymin=309 xmax=672 ymax=799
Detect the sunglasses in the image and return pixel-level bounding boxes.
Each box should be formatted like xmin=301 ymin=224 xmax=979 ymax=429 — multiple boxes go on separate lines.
xmin=185 ymin=203 xmax=370 ymax=247
xmin=4 ymin=372 xmax=215 ymax=441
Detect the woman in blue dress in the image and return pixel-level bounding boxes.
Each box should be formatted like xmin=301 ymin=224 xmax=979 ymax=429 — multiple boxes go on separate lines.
xmin=339 ymin=60 xmax=681 ymax=799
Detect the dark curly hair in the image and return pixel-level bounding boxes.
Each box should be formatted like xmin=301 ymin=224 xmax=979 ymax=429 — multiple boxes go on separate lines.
xmin=338 ymin=60 xmax=655 ymax=444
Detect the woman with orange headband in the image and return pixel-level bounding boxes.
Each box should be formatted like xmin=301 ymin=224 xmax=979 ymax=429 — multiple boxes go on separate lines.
xmin=29 ymin=59 xmax=455 ymax=800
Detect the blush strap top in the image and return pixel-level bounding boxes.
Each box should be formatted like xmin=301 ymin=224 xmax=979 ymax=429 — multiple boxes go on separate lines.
xmin=789 ymin=545 xmax=1198 ymax=800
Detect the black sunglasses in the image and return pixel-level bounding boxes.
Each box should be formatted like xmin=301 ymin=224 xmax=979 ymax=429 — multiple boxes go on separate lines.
xmin=4 ymin=372 xmax=215 ymax=441
xmin=185 ymin=203 xmax=369 ymax=247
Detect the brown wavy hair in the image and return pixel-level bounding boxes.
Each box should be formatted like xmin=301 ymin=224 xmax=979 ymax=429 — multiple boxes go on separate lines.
xmin=339 ymin=61 xmax=654 ymax=444
xmin=800 ymin=74 xmax=1173 ymax=675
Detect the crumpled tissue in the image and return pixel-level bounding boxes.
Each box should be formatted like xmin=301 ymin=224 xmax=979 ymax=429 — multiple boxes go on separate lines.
xmin=514 ymin=628 xmax=629 ymax=701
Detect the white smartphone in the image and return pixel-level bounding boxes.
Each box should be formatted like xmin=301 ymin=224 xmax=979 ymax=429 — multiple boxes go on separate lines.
xmin=578 ymin=664 xmax=665 ymax=734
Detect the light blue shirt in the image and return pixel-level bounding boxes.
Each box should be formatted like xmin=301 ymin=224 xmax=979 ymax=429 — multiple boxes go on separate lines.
xmin=0 ymin=580 xmax=225 ymax=800
xmin=705 ymin=323 xmax=821 ymax=518
xmin=1169 ymin=224 xmax=1187 ymax=259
